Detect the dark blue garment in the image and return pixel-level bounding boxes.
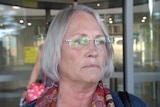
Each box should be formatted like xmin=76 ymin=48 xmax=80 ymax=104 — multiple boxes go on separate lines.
xmin=22 ymin=99 xmax=37 ymax=107
xmin=110 ymin=90 xmax=149 ymax=107
xmin=23 ymin=90 xmax=149 ymax=107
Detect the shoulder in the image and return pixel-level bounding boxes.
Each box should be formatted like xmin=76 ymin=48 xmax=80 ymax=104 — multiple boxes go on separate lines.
xmin=129 ymin=93 xmax=149 ymax=107
xmin=109 ymin=90 xmax=149 ymax=107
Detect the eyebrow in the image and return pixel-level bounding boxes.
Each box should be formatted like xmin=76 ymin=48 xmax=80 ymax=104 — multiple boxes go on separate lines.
xmin=71 ymin=33 xmax=105 ymax=38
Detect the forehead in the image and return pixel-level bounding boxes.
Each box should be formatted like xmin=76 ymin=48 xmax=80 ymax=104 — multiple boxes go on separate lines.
xmin=70 ymin=11 xmax=96 ymax=24
xmin=64 ymin=11 xmax=103 ymax=38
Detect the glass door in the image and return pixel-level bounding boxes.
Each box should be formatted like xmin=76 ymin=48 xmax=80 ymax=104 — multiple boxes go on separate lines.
xmin=133 ymin=0 xmax=160 ymax=107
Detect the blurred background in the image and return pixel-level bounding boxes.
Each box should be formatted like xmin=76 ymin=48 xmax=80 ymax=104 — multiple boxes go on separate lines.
xmin=0 ymin=0 xmax=160 ymax=107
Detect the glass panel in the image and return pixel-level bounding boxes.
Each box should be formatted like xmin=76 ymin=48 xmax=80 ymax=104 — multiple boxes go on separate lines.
xmin=133 ymin=0 xmax=160 ymax=107
xmin=0 ymin=3 xmax=45 ymax=100
xmin=98 ymin=6 xmax=123 ymax=91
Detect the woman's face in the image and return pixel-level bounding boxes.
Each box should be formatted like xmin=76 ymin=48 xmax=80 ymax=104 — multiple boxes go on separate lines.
xmin=58 ymin=11 xmax=107 ymax=84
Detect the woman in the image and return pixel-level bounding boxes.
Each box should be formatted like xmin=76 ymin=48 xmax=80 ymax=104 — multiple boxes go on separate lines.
xmin=22 ymin=45 xmax=53 ymax=104
xmin=24 ymin=5 xmax=148 ymax=107
xmin=24 ymin=45 xmax=52 ymax=90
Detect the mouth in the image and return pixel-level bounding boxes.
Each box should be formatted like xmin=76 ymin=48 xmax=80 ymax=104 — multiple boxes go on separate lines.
xmin=82 ymin=64 xmax=100 ymax=69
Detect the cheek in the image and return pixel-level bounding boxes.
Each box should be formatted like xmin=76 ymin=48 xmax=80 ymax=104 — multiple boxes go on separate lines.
xmin=59 ymin=48 xmax=83 ymax=69
xmin=65 ymin=48 xmax=82 ymax=61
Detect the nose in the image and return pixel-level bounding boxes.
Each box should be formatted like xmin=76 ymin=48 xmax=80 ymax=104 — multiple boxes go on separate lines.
xmin=86 ymin=40 xmax=98 ymax=57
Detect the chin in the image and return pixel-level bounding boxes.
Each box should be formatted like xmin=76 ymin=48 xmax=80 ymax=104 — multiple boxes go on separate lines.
xmin=84 ymin=77 xmax=102 ymax=83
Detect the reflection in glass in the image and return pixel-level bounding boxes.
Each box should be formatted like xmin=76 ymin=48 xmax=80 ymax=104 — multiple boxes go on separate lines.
xmin=134 ymin=0 xmax=160 ymax=107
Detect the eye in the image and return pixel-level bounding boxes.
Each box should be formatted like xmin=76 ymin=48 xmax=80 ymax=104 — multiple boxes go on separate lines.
xmin=95 ymin=37 xmax=106 ymax=45
xmin=69 ymin=36 xmax=87 ymax=46
xmin=69 ymin=41 xmax=77 ymax=46
xmin=77 ymin=36 xmax=88 ymax=45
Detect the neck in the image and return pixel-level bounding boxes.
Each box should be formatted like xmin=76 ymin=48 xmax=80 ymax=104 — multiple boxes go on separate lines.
xmin=57 ymin=80 xmax=98 ymax=107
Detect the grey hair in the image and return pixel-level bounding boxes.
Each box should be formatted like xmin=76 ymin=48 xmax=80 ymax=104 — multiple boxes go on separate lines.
xmin=40 ymin=5 xmax=114 ymax=82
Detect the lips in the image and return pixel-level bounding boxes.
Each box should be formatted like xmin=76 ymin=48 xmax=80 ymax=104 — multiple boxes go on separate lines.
xmin=82 ymin=64 xmax=100 ymax=68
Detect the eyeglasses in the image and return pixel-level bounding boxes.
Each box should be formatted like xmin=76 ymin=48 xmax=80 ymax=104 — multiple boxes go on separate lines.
xmin=64 ymin=35 xmax=112 ymax=49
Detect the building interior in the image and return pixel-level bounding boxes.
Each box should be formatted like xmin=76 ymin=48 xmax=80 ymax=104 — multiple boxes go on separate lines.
xmin=0 ymin=0 xmax=160 ymax=107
